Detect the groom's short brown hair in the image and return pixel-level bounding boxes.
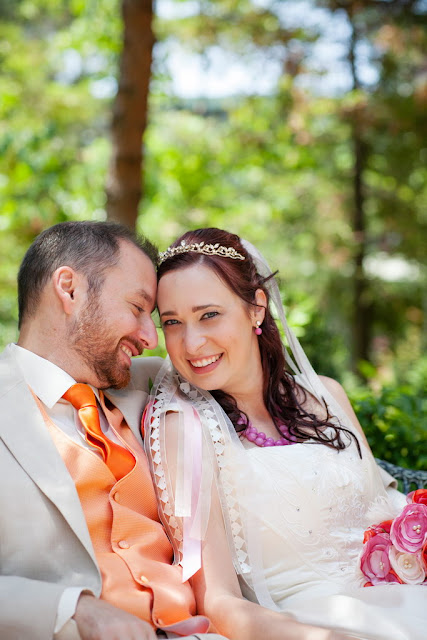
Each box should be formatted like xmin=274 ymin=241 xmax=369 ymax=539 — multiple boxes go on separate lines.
xmin=18 ymin=220 xmax=158 ymax=328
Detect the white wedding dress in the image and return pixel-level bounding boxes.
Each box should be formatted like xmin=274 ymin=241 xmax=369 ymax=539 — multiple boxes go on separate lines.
xmin=146 ymin=367 xmax=427 ymax=640
xmin=235 ymin=435 xmax=426 ymax=640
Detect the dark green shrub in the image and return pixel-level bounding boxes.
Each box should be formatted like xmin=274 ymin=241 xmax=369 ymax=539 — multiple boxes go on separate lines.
xmin=349 ymin=385 xmax=426 ymax=470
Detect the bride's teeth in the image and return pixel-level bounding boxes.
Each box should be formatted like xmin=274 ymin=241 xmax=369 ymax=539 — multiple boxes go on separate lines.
xmin=191 ymin=355 xmax=221 ymax=368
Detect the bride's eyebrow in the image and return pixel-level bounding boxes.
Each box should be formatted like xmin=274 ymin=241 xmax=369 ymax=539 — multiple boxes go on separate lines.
xmin=159 ymin=309 xmax=176 ymax=319
xmin=159 ymin=303 xmax=223 ymax=319
xmin=191 ymin=304 xmax=221 ymax=312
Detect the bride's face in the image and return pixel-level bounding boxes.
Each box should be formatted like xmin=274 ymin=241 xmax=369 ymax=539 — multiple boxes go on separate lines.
xmin=157 ymin=264 xmax=263 ymax=396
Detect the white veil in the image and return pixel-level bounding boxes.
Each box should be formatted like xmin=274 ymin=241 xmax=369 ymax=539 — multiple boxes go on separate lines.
xmin=144 ymin=238 xmax=386 ymax=609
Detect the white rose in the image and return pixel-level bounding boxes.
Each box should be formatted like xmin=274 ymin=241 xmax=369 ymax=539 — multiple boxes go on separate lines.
xmin=389 ymin=545 xmax=425 ymax=584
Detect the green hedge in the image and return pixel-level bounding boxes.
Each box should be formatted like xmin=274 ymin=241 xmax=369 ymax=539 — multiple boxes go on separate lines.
xmin=349 ymin=385 xmax=426 ymax=471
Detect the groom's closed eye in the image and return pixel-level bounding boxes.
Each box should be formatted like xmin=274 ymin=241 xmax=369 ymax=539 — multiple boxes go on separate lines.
xmin=132 ymin=304 xmax=144 ymax=314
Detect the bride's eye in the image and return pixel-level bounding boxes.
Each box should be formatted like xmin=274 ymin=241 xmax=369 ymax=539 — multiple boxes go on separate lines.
xmin=202 ymin=311 xmax=219 ymax=320
xmin=163 ymin=319 xmax=180 ymax=327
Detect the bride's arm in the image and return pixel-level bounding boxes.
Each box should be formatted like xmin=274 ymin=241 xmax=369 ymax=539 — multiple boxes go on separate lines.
xmin=192 ymin=471 xmax=357 ymax=640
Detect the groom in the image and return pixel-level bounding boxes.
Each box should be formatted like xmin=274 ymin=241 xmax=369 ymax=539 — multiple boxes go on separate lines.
xmin=0 ymin=221 xmax=226 ymax=640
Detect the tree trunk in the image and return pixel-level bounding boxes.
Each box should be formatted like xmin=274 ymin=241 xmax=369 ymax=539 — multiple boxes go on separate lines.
xmin=347 ymin=15 xmax=371 ymax=374
xmin=105 ymin=0 xmax=154 ymax=230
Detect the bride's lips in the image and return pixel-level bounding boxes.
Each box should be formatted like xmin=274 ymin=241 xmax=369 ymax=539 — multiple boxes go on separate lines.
xmin=188 ymin=353 xmax=223 ymax=374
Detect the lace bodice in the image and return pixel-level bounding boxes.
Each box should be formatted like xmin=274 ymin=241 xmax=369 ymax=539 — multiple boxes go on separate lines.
xmin=239 ymin=440 xmax=384 ymax=607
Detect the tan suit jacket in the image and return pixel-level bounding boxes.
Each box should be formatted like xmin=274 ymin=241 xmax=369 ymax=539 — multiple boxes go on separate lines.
xmin=0 ymin=346 xmax=163 ymax=640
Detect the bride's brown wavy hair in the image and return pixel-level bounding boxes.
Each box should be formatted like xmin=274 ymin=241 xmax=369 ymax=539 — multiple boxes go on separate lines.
xmin=158 ymin=228 xmax=360 ymax=453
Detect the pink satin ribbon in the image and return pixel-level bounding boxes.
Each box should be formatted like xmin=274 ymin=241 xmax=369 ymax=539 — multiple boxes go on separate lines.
xmin=177 ymin=398 xmax=203 ymax=582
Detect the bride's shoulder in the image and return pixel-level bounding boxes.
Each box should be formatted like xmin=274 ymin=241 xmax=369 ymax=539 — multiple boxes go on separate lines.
xmin=318 ymin=375 xmax=348 ymax=402
xmin=317 ymin=375 xmax=358 ymax=421
xmin=292 ymin=373 xmax=360 ymax=429
xmin=318 ymin=375 xmax=370 ymax=445
xmin=290 ymin=373 xmax=347 ymax=408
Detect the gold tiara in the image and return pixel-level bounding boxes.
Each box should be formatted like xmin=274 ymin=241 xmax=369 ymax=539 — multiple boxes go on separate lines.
xmin=159 ymin=240 xmax=245 ymax=265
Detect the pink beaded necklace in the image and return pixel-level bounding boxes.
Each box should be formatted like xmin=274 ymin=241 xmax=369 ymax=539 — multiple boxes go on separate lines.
xmin=238 ymin=417 xmax=293 ymax=447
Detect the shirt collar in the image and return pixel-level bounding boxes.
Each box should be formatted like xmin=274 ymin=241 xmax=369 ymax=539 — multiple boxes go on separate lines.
xmin=12 ymin=344 xmax=78 ymax=409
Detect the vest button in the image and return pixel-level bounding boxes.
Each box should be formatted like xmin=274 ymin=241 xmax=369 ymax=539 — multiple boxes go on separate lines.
xmin=114 ymin=492 xmax=120 ymax=503
xmin=139 ymin=575 xmax=149 ymax=584
xmin=118 ymin=540 xmax=130 ymax=549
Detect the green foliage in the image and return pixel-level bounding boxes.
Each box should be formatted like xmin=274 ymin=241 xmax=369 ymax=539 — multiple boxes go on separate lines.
xmin=146 ymin=0 xmax=426 ymax=381
xmin=0 ymin=0 xmax=424 ymax=474
xmin=0 ymin=0 xmax=120 ymax=342
xmin=349 ymin=379 xmax=427 ymax=470
xmin=0 ymin=0 xmax=425 ymax=431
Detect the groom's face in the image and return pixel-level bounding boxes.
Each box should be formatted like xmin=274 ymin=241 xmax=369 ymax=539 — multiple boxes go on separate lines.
xmin=69 ymin=240 xmax=158 ymax=389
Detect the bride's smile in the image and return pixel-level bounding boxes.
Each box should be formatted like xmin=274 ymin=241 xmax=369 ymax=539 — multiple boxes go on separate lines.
xmin=188 ymin=352 xmax=223 ymax=371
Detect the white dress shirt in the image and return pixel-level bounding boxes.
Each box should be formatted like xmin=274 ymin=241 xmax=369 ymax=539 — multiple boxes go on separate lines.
xmin=12 ymin=343 xmax=122 ymax=448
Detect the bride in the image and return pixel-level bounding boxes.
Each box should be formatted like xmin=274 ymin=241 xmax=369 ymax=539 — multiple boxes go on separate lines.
xmin=144 ymin=227 xmax=426 ymax=640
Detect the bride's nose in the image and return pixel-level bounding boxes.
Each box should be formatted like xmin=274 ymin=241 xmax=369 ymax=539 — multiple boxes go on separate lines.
xmin=184 ymin=326 xmax=207 ymax=354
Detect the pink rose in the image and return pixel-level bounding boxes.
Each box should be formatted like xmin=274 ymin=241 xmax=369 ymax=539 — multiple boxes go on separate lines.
xmin=360 ymin=533 xmax=396 ymax=584
xmin=390 ymin=503 xmax=427 ymax=553
xmin=389 ymin=546 xmax=426 ymax=584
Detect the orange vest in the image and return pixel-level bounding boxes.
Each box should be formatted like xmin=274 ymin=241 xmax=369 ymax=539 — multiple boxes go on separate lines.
xmin=34 ymin=395 xmax=209 ymax=635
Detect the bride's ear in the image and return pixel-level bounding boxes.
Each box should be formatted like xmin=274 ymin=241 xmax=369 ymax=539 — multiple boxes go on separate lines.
xmin=252 ymin=289 xmax=267 ymax=325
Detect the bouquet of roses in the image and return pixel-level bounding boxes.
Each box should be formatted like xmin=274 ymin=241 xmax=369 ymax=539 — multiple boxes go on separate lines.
xmin=360 ymin=488 xmax=427 ymax=586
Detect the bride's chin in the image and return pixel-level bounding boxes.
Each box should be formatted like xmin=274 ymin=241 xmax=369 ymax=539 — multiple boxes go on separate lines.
xmin=183 ymin=371 xmax=211 ymax=391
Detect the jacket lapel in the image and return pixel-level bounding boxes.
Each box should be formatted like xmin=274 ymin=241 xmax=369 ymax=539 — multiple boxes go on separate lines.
xmin=104 ymin=387 xmax=148 ymax=445
xmin=104 ymin=355 xmax=162 ymax=444
xmin=0 ymin=349 xmax=97 ymax=565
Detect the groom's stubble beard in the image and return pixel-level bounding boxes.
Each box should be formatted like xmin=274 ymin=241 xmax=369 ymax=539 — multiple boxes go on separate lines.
xmin=68 ymin=290 xmax=132 ymax=390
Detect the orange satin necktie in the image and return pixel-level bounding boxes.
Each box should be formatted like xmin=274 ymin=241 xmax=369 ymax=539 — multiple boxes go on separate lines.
xmin=63 ymin=383 xmax=135 ymax=480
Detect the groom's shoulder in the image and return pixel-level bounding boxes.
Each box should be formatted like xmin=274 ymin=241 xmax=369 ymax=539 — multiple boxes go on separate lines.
xmin=129 ymin=355 xmax=164 ymax=390
xmin=0 ymin=344 xmax=17 ymax=378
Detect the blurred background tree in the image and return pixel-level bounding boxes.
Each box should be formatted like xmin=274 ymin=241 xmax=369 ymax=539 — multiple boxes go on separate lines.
xmin=106 ymin=0 xmax=154 ymax=228
xmin=0 ymin=0 xmax=425 ymax=464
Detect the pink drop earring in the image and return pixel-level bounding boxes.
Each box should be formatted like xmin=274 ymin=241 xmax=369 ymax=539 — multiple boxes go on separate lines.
xmin=255 ymin=321 xmax=262 ymax=335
